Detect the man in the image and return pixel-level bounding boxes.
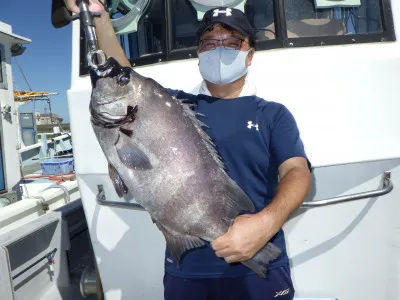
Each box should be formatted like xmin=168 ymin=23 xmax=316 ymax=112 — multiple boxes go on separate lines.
xmin=65 ymin=1 xmax=312 ymax=299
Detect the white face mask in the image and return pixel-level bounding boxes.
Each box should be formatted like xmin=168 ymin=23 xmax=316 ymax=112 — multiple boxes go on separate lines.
xmin=198 ymin=47 xmax=251 ymax=84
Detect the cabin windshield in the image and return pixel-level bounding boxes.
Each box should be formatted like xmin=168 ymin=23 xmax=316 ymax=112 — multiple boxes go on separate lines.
xmin=79 ymin=0 xmax=394 ymax=73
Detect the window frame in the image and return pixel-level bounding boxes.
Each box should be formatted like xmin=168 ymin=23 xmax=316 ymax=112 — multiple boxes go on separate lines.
xmin=272 ymin=0 xmax=396 ymax=50
xmin=79 ymin=0 xmax=396 ymax=75
xmin=0 ymin=44 xmax=8 ymax=90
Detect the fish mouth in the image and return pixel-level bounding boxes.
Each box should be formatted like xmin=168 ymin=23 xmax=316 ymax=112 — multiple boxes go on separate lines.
xmin=91 ymin=104 xmax=138 ymax=129
xmin=97 ymin=111 xmax=127 ymax=121
xmin=90 ymin=57 xmax=132 ymax=87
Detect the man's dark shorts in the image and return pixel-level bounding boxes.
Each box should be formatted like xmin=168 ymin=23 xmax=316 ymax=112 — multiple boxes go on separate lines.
xmin=164 ymin=264 xmax=295 ymax=300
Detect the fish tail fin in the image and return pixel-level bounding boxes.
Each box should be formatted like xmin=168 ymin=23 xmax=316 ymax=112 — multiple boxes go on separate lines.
xmin=223 ymin=178 xmax=281 ymax=277
xmin=241 ymin=242 xmax=282 ymax=278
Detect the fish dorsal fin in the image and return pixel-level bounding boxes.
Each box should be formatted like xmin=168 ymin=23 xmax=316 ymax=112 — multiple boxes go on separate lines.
xmin=180 ymin=101 xmax=226 ymax=171
xmin=178 ymin=98 xmax=255 ymax=220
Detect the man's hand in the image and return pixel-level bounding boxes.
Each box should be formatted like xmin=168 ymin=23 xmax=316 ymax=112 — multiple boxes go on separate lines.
xmin=211 ymin=212 xmax=280 ymax=263
xmin=64 ymin=0 xmax=105 ymax=14
xmin=63 ymin=0 xmax=131 ymax=67
xmin=211 ymin=157 xmax=311 ymax=264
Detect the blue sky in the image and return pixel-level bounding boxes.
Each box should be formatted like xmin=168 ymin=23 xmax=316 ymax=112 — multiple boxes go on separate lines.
xmin=0 ymin=0 xmax=72 ymax=123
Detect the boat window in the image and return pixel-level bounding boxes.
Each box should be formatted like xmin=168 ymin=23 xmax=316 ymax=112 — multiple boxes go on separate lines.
xmin=170 ymin=0 xmax=277 ymax=51
xmin=170 ymin=0 xmax=199 ymax=50
xmin=128 ymin=0 xmax=164 ymax=59
xmin=114 ymin=0 xmax=165 ymax=65
xmin=285 ymin=0 xmax=384 ymax=38
xmin=0 ymin=44 xmax=7 ymax=90
xmin=245 ymin=0 xmax=276 ymax=42
xmin=79 ymin=0 xmax=395 ymax=73
xmin=80 ymin=0 xmax=164 ymax=73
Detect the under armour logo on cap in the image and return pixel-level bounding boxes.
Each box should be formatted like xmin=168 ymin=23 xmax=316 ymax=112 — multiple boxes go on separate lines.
xmin=196 ymin=6 xmax=255 ymax=43
xmin=213 ymin=8 xmax=232 ymax=17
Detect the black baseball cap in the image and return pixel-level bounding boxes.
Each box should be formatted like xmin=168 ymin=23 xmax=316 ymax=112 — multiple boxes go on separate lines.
xmin=196 ymin=7 xmax=255 ymax=43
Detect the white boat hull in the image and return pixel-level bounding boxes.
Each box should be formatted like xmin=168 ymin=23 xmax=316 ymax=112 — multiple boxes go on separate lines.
xmin=67 ymin=0 xmax=400 ymax=297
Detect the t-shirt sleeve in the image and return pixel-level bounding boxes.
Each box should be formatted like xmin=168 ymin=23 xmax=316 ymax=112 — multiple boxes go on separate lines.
xmin=270 ymin=105 xmax=312 ymax=170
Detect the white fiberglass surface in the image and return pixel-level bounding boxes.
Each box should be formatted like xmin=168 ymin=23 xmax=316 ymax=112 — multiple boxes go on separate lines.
xmin=69 ymin=42 xmax=400 ymax=172
xmin=67 ymin=0 xmax=400 ymax=298
xmin=76 ymin=161 xmax=400 ymax=300
xmin=286 ymin=159 xmax=400 ymax=299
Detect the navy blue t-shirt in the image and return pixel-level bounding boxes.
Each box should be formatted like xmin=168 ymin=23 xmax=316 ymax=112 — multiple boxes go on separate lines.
xmin=164 ymin=89 xmax=310 ymax=278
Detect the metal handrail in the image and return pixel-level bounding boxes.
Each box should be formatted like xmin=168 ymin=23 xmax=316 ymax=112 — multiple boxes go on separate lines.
xmin=301 ymin=171 xmax=393 ymax=208
xmin=96 ymin=185 xmax=145 ymax=210
xmin=40 ymin=184 xmax=71 ymax=204
xmin=96 ymin=171 xmax=393 ymax=210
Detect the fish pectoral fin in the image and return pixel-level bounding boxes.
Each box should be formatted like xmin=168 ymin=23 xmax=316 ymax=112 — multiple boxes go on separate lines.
xmin=115 ymin=132 xmax=152 ymax=170
xmin=108 ymin=163 xmax=128 ymax=197
xmin=156 ymin=223 xmax=205 ymax=262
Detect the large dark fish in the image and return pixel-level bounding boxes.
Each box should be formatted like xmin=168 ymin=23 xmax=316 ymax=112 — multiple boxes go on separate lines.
xmin=89 ymin=57 xmax=281 ymax=277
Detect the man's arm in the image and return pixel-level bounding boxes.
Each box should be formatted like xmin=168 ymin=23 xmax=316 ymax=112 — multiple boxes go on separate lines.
xmin=258 ymin=156 xmax=311 ymax=237
xmin=64 ymin=0 xmax=131 ymax=67
xmin=94 ymin=9 xmax=131 ymax=67
xmin=211 ymin=157 xmax=310 ymax=263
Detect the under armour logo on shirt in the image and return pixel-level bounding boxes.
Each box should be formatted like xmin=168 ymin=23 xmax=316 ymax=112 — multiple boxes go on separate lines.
xmin=247 ymin=121 xmax=259 ymax=131
xmin=213 ymin=8 xmax=232 ymax=17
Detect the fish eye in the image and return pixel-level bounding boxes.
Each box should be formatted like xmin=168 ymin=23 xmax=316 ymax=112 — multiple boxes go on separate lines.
xmin=117 ymin=74 xmax=130 ymax=86
xmin=116 ymin=68 xmax=131 ymax=86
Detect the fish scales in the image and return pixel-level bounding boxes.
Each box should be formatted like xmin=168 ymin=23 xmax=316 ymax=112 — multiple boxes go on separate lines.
xmin=89 ymin=58 xmax=282 ymax=277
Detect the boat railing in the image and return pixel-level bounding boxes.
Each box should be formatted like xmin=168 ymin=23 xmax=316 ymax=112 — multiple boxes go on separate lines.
xmin=94 ymin=172 xmax=393 ymax=211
